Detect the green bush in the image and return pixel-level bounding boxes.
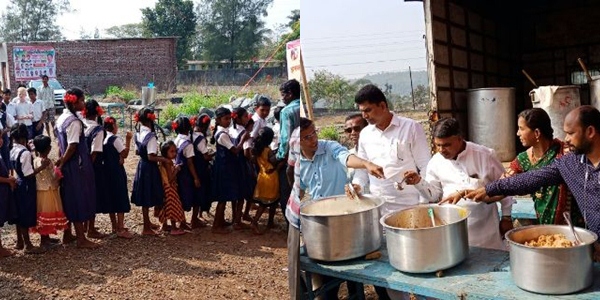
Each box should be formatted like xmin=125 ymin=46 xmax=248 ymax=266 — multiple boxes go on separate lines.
xmin=160 ymin=92 xmax=231 ymax=126
xmin=318 ymin=125 xmax=340 ymax=141
xmin=106 ymin=86 xmax=137 ymax=102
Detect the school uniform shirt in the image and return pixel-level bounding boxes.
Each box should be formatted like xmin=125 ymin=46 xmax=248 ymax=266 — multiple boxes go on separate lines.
xmin=136 ymin=125 xmax=158 ymax=155
xmin=285 ymin=128 xmax=301 ymax=229
xmin=174 ymin=134 xmax=194 ymax=158
xmin=84 ymin=119 xmax=104 ymax=154
xmin=300 ymin=140 xmax=351 ymax=200
xmin=0 ymin=110 xmax=16 ymax=131
xmin=270 ymin=122 xmax=280 ymax=151
xmin=104 ymin=132 xmax=126 ymax=153
xmin=413 ymin=141 xmax=514 ymax=250
xmin=14 ymin=100 xmax=33 ymax=126
xmin=229 ymin=125 xmax=250 ymax=149
xmin=353 ymin=114 xmax=431 ymax=215
xmin=10 ymin=144 xmax=34 ymax=177
xmin=31 ymin=100 xmax=45 ymax=122
xmin=192 ymin=132 xmax=209 ymax=154
xmin=38 ymin=86 xmax=54 ymax=111
xmin=217 ymin=126 xmax=235 ymax=149
xmin=4 ymin=101 xmax=16 ymax=119
xmin=56 ymin=110 xmax=82 ymax=144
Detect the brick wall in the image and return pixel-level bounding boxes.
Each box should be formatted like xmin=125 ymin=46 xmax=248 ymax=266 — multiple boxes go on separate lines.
xmin=7 ymin=38 xmax=177 ymax=94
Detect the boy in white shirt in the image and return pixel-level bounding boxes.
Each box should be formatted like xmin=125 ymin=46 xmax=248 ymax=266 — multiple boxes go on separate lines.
xmin=13 ymin=87 xmax=34 ymax=139
xmin=28 ymin=88 xmax=46 ymax=138
xmin=270 ymin=106 xmax=282 ymax=151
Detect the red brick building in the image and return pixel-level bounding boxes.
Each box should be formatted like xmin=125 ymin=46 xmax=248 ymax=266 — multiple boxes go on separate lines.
xmin=1 ymin=37 xmax=177 ymax=94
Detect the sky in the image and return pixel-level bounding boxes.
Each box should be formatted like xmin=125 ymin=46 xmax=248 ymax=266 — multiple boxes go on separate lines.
xmin=0 ymin=0 xmax=299 ymax=39
xmin=301 ymin=0 xmax=427 ymax=79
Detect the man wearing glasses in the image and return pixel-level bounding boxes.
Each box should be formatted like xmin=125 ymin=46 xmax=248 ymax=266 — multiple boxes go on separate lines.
xmin=299 ymin=117 xmax=384 ymax=299
xmin=344 ymin=113 xmax=369 ymax=189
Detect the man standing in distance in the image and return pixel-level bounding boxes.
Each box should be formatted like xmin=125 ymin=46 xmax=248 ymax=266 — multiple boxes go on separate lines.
xmin=38 ymin=75 xmax=55 ymax=137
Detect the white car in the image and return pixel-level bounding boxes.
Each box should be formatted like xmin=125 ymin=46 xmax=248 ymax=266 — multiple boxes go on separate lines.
xmin=28 ymin=79 xmax=66 ymax=113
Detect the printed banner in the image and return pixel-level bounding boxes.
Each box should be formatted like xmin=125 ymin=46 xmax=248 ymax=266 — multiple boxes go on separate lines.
xmin=285 ymin=39 xmax=307 ymax=118
xmin=13 ymin=46 xmax=57 ymax=81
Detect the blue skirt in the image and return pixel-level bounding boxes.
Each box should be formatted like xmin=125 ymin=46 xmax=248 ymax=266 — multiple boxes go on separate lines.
xmin=211 ymin=160 xmax=240 ymax=202
xmin=15 ymin=177 xmax=37 ymax=228
xmin=131 ymin=160 xmax=164 ymax=207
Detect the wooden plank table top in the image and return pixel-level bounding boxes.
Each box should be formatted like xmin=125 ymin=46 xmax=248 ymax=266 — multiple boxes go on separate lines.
xmin=300 ymin=244 xmax=600 ymax=299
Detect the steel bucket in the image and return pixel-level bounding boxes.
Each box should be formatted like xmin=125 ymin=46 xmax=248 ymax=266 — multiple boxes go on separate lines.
xmin=381 ymin=205 xmax=470 ymax=273
xmin=506 ymin=225 xmax=598 ymax=294
xmin=300 ymin=194 xmax=384 ymax=261
xmin=530 ymin=86 xmax=581 ymax=140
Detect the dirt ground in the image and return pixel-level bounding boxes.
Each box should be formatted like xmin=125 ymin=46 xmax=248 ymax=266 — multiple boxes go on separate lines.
xmin=0 ymin=135 xmax=289 ymax=300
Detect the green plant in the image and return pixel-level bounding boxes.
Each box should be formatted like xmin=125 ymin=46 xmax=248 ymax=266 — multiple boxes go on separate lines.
xmin=105 ymin=86 xmax=137 ymax=102
xmin=318 ymin=125 xmax=340 ymax=141
xmin=159 ymin=92 xmax=231 ymax=126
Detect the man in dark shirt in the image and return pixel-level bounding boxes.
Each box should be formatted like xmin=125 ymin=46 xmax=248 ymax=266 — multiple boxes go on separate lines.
xmin=466 ymin=106 xmax=600 ymax=258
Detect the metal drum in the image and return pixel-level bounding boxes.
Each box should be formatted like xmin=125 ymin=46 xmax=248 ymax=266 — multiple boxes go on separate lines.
xmin=141 ymin=86 xmax=156 ymax=106
xmin=590 ymin=76 xmax=600 ymax=111
xmin=467 ymin=88 xmax=516 ymax=161
xmin=530 ymin=86 xmax=581 ymax=140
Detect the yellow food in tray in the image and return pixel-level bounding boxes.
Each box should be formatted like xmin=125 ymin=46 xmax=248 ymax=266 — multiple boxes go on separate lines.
xmin=524 ymin=234 xmax=574 ymax=248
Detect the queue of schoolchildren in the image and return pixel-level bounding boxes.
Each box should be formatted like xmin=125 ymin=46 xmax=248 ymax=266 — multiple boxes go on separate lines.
xmin=0 ymin=80 xmax=299 ymax=256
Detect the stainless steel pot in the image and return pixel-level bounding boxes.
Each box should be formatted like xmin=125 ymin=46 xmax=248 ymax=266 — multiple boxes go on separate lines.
xmin=506 ymin=225 xmax=598 ymax=295
xmin=300 ymin=194 xmax=384 ymax=261
xmin=380 ymin=204 xmax=470 ymax=273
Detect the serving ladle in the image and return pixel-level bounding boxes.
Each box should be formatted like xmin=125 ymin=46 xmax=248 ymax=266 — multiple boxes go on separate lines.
xmin=564 ymin=211 xmax=583 ymax=245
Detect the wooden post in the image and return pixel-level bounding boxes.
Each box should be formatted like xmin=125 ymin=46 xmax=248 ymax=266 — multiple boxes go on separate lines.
xmin=409 ymin=66 xmax=416 ymax=110
xmin=299 ymin=51 xmax=314 ymax=120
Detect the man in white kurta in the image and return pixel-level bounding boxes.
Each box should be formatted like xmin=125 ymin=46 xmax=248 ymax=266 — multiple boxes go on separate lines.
xmin=404 ymin=117 xmax=514 ymax=250
xmin=352 ymin=85 xmax=431 ymax=216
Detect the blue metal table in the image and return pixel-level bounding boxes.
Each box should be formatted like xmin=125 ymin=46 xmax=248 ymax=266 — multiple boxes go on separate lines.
xmin=299 ymin=199 xmax=600 ymax=299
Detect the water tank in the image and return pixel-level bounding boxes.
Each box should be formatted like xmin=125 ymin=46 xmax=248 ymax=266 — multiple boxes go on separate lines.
xmin=530 ymin=86 xmax=580 ymax=141
xmin=467 ymin=88 xmax=516 ymax=162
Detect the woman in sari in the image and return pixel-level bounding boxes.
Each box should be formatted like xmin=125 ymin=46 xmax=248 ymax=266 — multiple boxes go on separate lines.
xmin=505 ymin=108 xmax=583 ymax=226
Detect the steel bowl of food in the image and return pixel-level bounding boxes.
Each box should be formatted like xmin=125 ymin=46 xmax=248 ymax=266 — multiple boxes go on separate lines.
xmin=300 ymin=194 xmax=384 ymax=261
xmin=380 ymin=204 xmax=470 ymax=273
xmin=505 ymin=225 xmax=598 ymax=294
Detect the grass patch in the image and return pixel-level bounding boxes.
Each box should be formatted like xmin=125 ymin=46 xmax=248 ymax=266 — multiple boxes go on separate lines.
xmin=161 ymin=92 xmax=232 ymax=125
xmin=318 ymin=125 xmax=340 ymax=141
xmin=106 ymin=86 xmax=137 ymax=102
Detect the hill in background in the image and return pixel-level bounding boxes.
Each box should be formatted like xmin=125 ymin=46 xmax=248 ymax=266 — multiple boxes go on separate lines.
xmin=357 ymin=70 xmax=429 ymax=96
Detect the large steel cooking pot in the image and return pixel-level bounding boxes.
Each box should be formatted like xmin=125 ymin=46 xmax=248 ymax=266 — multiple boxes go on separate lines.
xmin=506 ymin=225 xmax=598 ymax=295
xmin=380 ymin=204 xmax=470 ymax=273
xmin=300 ymin=194 xmax=384 ymax=261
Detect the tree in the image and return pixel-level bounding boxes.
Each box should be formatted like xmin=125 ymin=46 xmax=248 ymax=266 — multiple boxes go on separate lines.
xmin=272 ymin=9 xmax=299 ymax=61
xmin=105 ymin=23 xmax=144 ymax=38
xmin=309 ymin=70 xmax=358 ymax=109
xmin=196 ymin=0 xmax=273 ymax=67
xmin=0 ymin=0 xmax=70 ymax=42
xmin=142 ymin=0 xmax=197 ymax=69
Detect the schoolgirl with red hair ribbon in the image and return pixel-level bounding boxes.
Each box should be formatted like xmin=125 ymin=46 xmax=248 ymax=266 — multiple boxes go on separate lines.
xmin=102 ymin=116 xmax=134 ymax=239
xmin=172 ymin=116 xmax=201 ymax=230
xmin=191 ymin=113 xmax=215 ymax=225
xmin=55 ymin=88 xmax=99 ymax=249
xmin=131 ymin=107 xmax=169 ymax=236
xmin=83 ymin=99 xmax=108 ymax=239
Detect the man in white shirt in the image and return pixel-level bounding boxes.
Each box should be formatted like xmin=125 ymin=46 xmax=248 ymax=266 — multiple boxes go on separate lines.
xmin=38 ymin=75 xmax=55 ymax=137
xmin=351 ymin=84 xmax=431 ymax=215
xmin=28 ymin=88 xmax=46 ymax=137
xmin=404 ymin=117 xmax=514 ymax=250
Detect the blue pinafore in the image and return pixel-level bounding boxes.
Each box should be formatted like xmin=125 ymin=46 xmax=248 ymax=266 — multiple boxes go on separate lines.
xmin=193 ymin=134 xmax=212 ymax=212
xmin=211 ymin=131 xmax=240 ymax=202
xmin=102 ymin=135 xmax=131 ymax=213
xmin=176 ymin=139 xmax=197 ymax=212
xmin=56 ymin=115 xmax=96 ymax=222
xmin=131 ymin=132 xmax=164 ymax=207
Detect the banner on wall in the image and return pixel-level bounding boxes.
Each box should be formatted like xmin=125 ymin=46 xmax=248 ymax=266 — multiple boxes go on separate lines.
xmin=285 ymin=39 xmax=310 ymax=118
xmin=13 ymin=46 xmax=56 ymax=81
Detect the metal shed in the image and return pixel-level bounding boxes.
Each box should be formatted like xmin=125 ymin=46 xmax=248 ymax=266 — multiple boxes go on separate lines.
xmin=414 ymin=0 xmax=600 ymax=153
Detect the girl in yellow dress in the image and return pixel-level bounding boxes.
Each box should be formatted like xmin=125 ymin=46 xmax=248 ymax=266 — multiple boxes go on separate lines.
xmin=251 ymin=127 xmax=283 ymax=234
xmin=32 ymin=135 xmax=67 ymax=247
